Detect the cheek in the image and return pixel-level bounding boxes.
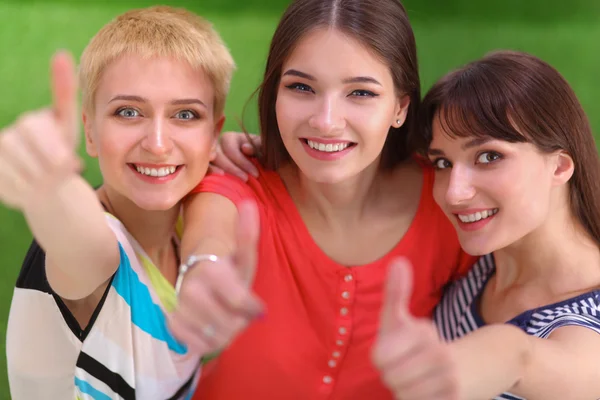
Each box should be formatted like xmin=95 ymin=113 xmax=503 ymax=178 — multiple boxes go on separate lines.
xmin=94 ymin=120 xmax=138 ymax=157
xmin=432 ymin=172 xmax=450 ymax=206
xmin=500 ymin=167 xmax=553 ymax=227
xmin=185 ymin=131 xmax=217 ymax=161
xmin=275 ymin=96 xmax=304 ymax=139
xmin=348 ymin=102 xmax=394 ymax=144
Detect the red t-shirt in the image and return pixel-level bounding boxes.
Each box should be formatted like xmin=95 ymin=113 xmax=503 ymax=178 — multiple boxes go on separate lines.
xmin=190 ymin=162 xmax=474 ymax=400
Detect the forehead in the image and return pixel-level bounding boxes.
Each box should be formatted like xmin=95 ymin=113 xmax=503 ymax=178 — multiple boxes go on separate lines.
xmin=95 ymin=54 xmax=215 ymax=104
xmin=283 ymin=28 xmax=392 ymax=84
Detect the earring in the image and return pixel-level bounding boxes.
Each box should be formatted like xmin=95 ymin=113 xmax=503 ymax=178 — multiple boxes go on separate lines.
xmin=396 ymin=119 xmax=401 ymax=126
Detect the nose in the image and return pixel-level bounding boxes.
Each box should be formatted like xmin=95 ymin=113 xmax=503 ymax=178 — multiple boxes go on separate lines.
xmin=308 ymin=95 xmax=345 ymax=135
xmin=141 ymin=117 xmax=173 ymax=157
xmin=444 ymin=165 xmax=476 ymax=206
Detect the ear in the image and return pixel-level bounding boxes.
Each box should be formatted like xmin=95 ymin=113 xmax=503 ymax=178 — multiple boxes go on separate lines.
xmin=82 ymin=112 xmax=98 ymax=158
xmin=210 ymin=115 xmax=226 ymax=162
xmin=552 ymin=151 xmax=574 ymax=186
xmin=393 ymin=95 xmax=411 ymax=128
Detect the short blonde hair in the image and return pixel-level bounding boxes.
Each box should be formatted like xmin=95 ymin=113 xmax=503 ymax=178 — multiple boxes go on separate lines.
xmin=79 ymin=6 xmax=235 ymax=117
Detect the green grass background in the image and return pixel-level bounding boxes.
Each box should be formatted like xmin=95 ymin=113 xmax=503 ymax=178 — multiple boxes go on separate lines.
xmin=0 ymin=0 xmax=599 ymax=396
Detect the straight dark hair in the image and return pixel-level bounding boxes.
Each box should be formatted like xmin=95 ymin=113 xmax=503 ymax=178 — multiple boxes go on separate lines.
xmin=253 ymin=0 xmax=420 ymax=170
xmin=419 ymin=50 xmax=600 ymax=246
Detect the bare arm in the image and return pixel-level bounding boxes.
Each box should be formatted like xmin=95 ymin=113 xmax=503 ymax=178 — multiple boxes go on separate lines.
xmin=181 ymin=191 xmax=238 ymax=261
xmin=453 ymin=324 xmax=600 ymax=399
xmin=169 ymin=189 xmax=263 ymax=356
xmin=449 ymin=324 xmax=531 ymax=399
xmin=0 ymin=52 xmax=119 ymax=301
xmin=373 ymin=260 xmax=600 ymax=400
xmin=25 ymin=176 xmax=119 ymax=300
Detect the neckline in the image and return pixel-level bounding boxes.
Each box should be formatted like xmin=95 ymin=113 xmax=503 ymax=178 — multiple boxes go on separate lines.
xmin=469 ymin=254 xmax=600 ymax=328
xmin=262 ymin=163 xmax=434 ymax=271
xmin=104 ymin=212 xmax=181 ymax=312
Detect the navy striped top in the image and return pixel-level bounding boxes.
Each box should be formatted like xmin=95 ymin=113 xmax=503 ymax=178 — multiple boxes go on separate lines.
xmin=434 ymin=254 xmax=600 ymax=400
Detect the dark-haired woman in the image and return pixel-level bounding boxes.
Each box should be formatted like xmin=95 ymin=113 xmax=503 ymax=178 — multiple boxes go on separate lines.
xmin=373 ymin=50 xmax=600 ymax=399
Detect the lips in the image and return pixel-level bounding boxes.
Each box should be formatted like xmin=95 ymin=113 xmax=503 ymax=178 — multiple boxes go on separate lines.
xmin=133 ymin=164 xmax=178 ymax=177
xmin=305 ymin=139 xmax=352 ymax=153
xmin=456 ymin=208 xmax=499 ymax=223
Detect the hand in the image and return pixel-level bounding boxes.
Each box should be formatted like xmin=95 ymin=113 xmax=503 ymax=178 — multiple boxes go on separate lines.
xmin=372 ymin=258 xmax=459 ymax=400
xmin=168 ymin=200 xmax=264 ymax=355
xmin=207 ymin=131 xmax=261 ymax=181
xmin=0 ymin=50 xmax=81 ymax=211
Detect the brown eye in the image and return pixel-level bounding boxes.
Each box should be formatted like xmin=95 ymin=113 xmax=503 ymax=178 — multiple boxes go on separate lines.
xmin=434 ymin=158 xmax=451 ymax=169
xmin=476 ymin=152 xmax=501 ymax=164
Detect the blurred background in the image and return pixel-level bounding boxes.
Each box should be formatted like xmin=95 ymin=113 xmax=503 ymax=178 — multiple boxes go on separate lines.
xmin=0 ymin=0 xmax=599 ymax=396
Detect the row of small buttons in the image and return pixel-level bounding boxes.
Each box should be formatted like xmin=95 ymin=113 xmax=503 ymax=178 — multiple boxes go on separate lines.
xmin=321 ymin=272 xmax=356 ymax=391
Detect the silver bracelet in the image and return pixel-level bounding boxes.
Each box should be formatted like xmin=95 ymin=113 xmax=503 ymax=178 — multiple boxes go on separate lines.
xmin=175 ymin=254 xmax=220 ymax=296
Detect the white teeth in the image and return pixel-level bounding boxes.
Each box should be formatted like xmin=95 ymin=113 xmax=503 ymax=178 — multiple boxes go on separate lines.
xmin=135 ymin=165 xmax=178 ymax=177
xmin=307 ymin=139 xmax=350 ymax=153
xmin=458 ymin=208 xmax=498 ymax=223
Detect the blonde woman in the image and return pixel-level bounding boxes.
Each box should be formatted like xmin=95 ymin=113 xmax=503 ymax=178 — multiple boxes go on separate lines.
xmin=2 ymin=6 xmax=258 ymax=400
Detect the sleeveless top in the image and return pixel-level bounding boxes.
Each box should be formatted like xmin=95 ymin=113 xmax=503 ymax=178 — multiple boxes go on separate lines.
xmin=435 ymin=254 xmax=600 ymax=400
xmin=6 ymin=213 xmax=200 ymax=400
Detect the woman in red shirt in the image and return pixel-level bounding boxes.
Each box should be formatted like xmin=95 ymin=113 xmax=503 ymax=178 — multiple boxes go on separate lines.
xmin=168 ymin=0 xmax=474 ymax=398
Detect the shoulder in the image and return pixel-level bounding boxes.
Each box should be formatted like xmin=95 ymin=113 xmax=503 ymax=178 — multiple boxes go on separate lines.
xmin=524 ymin=290 xmax=600 ymax=338
xmin=440 ymin=255 xmax=495 ymax=302
xmin=189 ymin=160 xmax=287 ymax=210
xmin=15 ymin=239 xmax=50 ymax=293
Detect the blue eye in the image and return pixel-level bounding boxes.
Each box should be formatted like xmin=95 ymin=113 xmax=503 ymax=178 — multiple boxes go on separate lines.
xmin=476 ymin=151 xmax=502 ymax=164
xmin=116 ymin=108 xmax=140 ymax=118
xmin=174 ymin=110 xmax=198 ymax=120
xmin=285 ymin=83 xmax=314 ymax=93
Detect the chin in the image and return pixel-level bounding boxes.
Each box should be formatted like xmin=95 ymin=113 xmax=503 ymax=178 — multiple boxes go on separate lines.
xmin=303 ymin=169 xmax=351 ymax=184
xmin=131 ymin=193 xmax=182 ymax=212
xmin=294 ymin=160 xmax=358 ymax=184
xmin=457 ymin=236 xmax=499 ymax=257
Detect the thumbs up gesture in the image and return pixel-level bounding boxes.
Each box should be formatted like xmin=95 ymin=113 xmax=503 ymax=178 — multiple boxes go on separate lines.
xmin=168 ymin=200 xmax=265 ymax=356
xmin=0 ymin=51 xmax=81 ymax=211
xmin=372 ymin=258 xmax=459 ymax=400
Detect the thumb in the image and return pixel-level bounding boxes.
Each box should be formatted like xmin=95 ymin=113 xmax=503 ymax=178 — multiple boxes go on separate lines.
xmin=379 ymin=257 xmax=415 ymax=334
xmin=51 ymin=50 xmax=79 ymax=148
xmin=232 ymin=200 xmax=260 ymax=285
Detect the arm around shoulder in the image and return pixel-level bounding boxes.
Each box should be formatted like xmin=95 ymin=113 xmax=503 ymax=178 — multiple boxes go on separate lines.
xmin=181 ymin=191 xmax=239 ymax=261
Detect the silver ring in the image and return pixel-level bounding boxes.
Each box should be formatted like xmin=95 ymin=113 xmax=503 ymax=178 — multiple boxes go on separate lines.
xmin=202 ymin=325 xmax=216 ymax=338
xmin=175 ymin=254 xmax=220 ymax=297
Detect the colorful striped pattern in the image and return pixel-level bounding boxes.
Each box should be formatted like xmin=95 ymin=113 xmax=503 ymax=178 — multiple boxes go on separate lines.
xmin=7 ymin=214 xmax=200 ymax=399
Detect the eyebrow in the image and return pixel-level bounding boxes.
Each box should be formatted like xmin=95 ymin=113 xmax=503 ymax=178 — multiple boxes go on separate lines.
xmin=428 ymin=137 xmax=492 ymax=156
xmin=342 ymin=76 xmax=382 ymax=86
xmin=108 ymin=95 xmax=206 ymax=108
xmin=282 ymin=69 xmax=315 ymax=81
xmin=282 ymin=69 xmax=382 ymax=86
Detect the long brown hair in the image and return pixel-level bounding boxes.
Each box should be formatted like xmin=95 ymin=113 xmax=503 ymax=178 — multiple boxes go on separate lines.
xmin=254 ymin=0 xmax=420 ymax=170
xmin=419 ymin=50 xmax=600 ymax=246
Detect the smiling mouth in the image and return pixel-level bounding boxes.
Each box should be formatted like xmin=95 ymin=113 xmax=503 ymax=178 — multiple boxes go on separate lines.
xmin=303 ymin=139 xmax=356 ymax=153
xmin=456 ymin=208 xmax=499 ymax=223
xmin=129 ymin=164 xmax=182 ymax=177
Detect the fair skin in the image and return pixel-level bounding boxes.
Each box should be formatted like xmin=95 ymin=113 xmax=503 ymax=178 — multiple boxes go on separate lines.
xmin=180 ymin=27 xmax=420 ymax=348
xmin=0 ymin=51 xmax=227 ymax=330
xmin=372 ymin=115 xmax=600 ymax=399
